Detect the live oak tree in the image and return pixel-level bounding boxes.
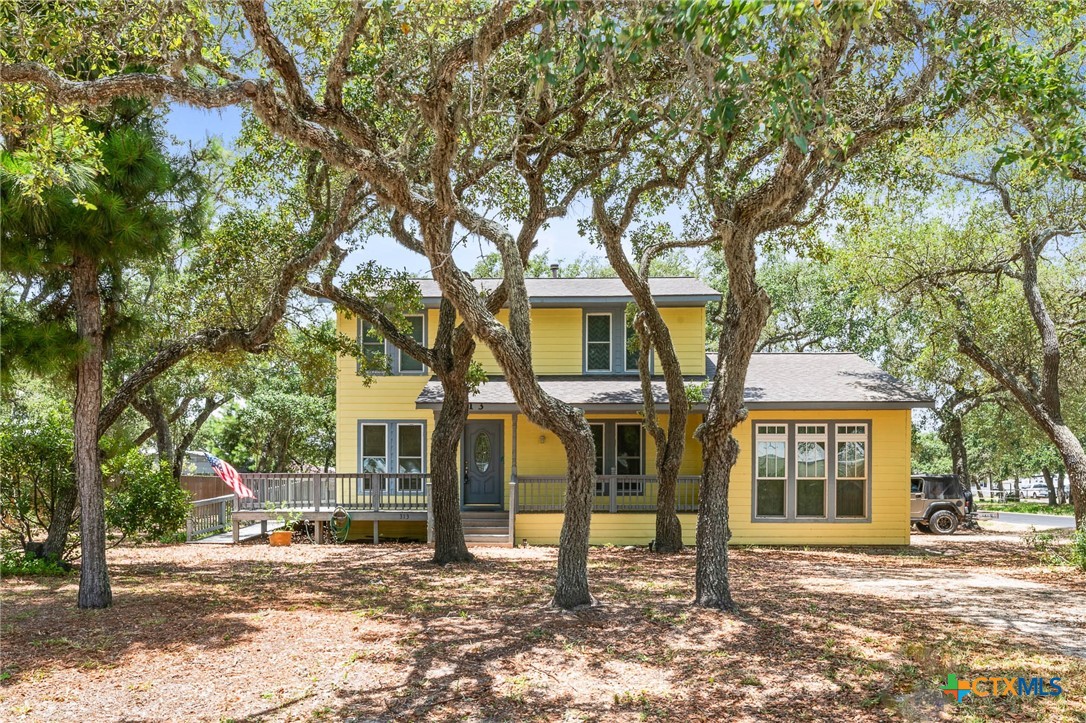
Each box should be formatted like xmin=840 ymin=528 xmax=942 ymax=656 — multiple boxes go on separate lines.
xmin=572 ymin=1 xmax=1003 ymax=608
xmin=5 ymin=0 xmax=1081 ymax=607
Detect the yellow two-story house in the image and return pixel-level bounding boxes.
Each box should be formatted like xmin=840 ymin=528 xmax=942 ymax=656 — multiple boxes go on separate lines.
xmin=326 ymin=275 xmax=933 ymax=547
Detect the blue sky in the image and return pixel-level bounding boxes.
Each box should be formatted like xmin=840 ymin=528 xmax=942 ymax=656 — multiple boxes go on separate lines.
xmin=165 ymin=105 xmax=615 ymax=277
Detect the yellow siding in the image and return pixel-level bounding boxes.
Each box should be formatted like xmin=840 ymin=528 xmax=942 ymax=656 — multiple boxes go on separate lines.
xmin=657 ymin=306 xmax=707 ymax=375
xmin=513 ymin=409 xmax=912 ymax=546
xmin=335 ymin=309 xmax=436 ymax=474
xmin=336 ymin=308 xmax=912 ymax=547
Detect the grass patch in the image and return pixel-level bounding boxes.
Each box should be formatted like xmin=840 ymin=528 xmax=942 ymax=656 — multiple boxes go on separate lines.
xmin=978 ymin=501 xmax=1074 ymax=516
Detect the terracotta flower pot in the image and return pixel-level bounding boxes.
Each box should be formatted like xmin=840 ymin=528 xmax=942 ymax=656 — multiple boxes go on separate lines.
xmin=269 ymin=530 xmax=293 ymax=547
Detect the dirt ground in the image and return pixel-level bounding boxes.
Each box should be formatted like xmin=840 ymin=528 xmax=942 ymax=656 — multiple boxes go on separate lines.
xmin=2 ymin=531 xmax=1083 ymax=722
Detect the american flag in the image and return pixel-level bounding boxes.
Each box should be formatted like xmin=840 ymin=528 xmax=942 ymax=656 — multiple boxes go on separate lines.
xmin=205 ymin=453 xmax=255 ymax=499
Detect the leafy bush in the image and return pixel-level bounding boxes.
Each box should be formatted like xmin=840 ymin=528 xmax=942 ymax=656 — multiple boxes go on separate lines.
xmin=104 ymin=450 xmax=191 ymax=542
xmin=1068 ymin=528 xmax=1086 ymax=572
xmin=0 ymin=546 xmax=72 ymax=577
xmin=1025 ymin=526 xmax=1086 ymax=571
xmin=0 ymin=391 xmax=77 ymax=554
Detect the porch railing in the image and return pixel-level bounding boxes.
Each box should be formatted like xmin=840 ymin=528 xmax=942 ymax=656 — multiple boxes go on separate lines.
xmin=515 ymin=475 xmax=700 ymax=513
xmin=186 ymin=494 xmax=234 ymax=540
xmin=237 ymin=473 xmax=431 ymax=512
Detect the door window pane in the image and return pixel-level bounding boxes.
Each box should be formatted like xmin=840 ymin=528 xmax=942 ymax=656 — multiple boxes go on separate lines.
xmin=615 ymin=424 xmax=642 ymax=476
xmin=361 ymin=424 xmax=387 ymax=473
xmin=399 ymin=316 xmax=425 ymax=372
xmin=586 ymin=314 xmax=611 ymax=371
xmin=473 ymin=432 xmax=491 ymax=472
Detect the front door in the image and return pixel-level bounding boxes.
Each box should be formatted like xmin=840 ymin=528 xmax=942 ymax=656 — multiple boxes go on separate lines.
xmin=463 ymin=420 xmax=502 ymax=507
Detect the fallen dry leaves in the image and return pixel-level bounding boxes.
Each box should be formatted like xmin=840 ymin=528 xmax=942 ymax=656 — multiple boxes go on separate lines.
xmin=1 ymin=531 xmax=1083 ymax=722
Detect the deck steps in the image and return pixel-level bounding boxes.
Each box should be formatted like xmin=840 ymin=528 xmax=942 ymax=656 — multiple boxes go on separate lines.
xmin=461 ymin=510 xmax=512 ymax=547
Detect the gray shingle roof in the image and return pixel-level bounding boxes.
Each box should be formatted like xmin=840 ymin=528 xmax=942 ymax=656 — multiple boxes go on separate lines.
xmin=415 ymin=276 xmax=718 ymax=306
xmin=415 ymin=353 xmax=932 ymax=410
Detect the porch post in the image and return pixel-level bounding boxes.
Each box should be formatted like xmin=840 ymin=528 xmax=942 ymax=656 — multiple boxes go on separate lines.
xmin=425 ymin=479 xmax=434 ymax=545
xmin=232 ymin=519 xmax=240 ymax=544
xmin=509 ymin=413 xmax=518 ymax=547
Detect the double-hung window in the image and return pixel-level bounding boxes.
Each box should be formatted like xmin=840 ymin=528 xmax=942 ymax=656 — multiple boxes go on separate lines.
xmin=398 ymin=315 xmax=425 ymax=373
xmin=624 ymin=316 xmax=641 ymax=372
xmin=585 ymin=313 xmax=612 ymax=371
xmin=360 ymin=321 xmax=387 ymax=371
xmin=396 ymin=424 xmax=424 ymax=492
xmin=836 ymin=424 xmax=867 ymax=517
xmin=361 ymin=423 xmax=388 ymax=474
xmin=795 ymin=425 xmax=827 ymax=518
xmin=755 ymin=425 xmax=788 ymax=517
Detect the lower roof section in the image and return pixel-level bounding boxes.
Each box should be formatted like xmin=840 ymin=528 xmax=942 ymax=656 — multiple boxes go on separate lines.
xmin=414 ymin=353 xmax=934 ymax=411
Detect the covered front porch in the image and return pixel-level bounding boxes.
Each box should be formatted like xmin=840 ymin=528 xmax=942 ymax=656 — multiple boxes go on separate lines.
xmin=222 ymin=465 xmax=701 ymax=546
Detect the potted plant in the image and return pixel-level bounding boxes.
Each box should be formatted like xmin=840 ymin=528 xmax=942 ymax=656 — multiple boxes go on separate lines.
xmin=266 ymin=506 xmax=302 ymax=547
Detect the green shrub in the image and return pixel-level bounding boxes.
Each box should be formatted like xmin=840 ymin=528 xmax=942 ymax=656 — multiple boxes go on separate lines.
xmin=0 ymin=546 xmax=72 ymax=577
xmin=104 ymin=450 xmax=191 ymax=542
xmin=1068 ymin=528 xmax=1086 ymax=572
xmin=1025 ymin=525 xmax=1086 ymax=571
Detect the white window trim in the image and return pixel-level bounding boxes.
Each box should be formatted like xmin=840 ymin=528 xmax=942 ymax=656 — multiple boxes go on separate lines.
xmin=754 ymin=424 xmax=788 ymax=518
xmin=624 ymin=317 xmax=640 ymax=374
xmin=359 ymin=320 xmax=388 ymax=374
xmin=795 ymin=425 xmax=827 ymax=519
xmin=585 ymin=312 xmax=613 ymax=372
xmin=395 ymin=422 xmax=426 ymax=492
xmin=359 ymin=422 xmax=389 ymax=489
xmin=397 ymin=314 xmax=427 ymax=375
xmin=835 ymin=423 xmax=868 ymax=518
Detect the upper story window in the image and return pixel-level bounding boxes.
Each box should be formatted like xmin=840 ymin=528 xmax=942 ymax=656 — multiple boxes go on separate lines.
xmin=625 ymin=316 xmax=641 ymax=372
xmin=585 ymin=313 xmax=612 ymax=371
xmin=398 ymin=315 xmax=426 ymax=373
xmin=360 ymin=321 xmax=388 ymax=371
xmin=360 ymin=315 xmax=426 ymax=375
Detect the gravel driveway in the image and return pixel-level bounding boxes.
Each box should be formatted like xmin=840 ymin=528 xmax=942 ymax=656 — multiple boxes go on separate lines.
xmin=798 ymin=532 xmax=1086 ymax=659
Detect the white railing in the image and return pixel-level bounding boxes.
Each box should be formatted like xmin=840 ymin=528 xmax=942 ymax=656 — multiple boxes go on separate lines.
xmin=515 ymin=475 xmax=701 ymax=513
xmin=186 ymin=494 xmax=235 ymax=540
xmin=236 ymin=473 xmax=431 ymax=512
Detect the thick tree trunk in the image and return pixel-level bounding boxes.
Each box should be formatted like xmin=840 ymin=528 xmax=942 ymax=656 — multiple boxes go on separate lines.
xmin=429 ymin=370 xmax=473 ymax=564
xmin=1041 ymin=467 xmax=1057 ymax=507
xmin=1057 ymin=472 xmax=1068 ymax=506
xmin=694 ymin=434 xmax=739 ymax=609
xmin=694 ymin=230 xmax=771 ymax=610
xmin=40 ymin=483 xmax=78 ymax=560
xmin=939 ymin=410 xmax=971 ymax=493
xmin=1051 ymin=425 xmax=1086 ymax=527
xmin=552 ymin=425 xmax=596 ymax=609
xmin=72 ymin=254 xmax=112 ymax=609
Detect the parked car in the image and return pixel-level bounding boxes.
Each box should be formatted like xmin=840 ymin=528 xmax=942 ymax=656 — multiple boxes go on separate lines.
xmin=1020 ymin=480 xmax=1052 ymax=499
xmin=910 ymin=474 xmax=973 ymax=534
